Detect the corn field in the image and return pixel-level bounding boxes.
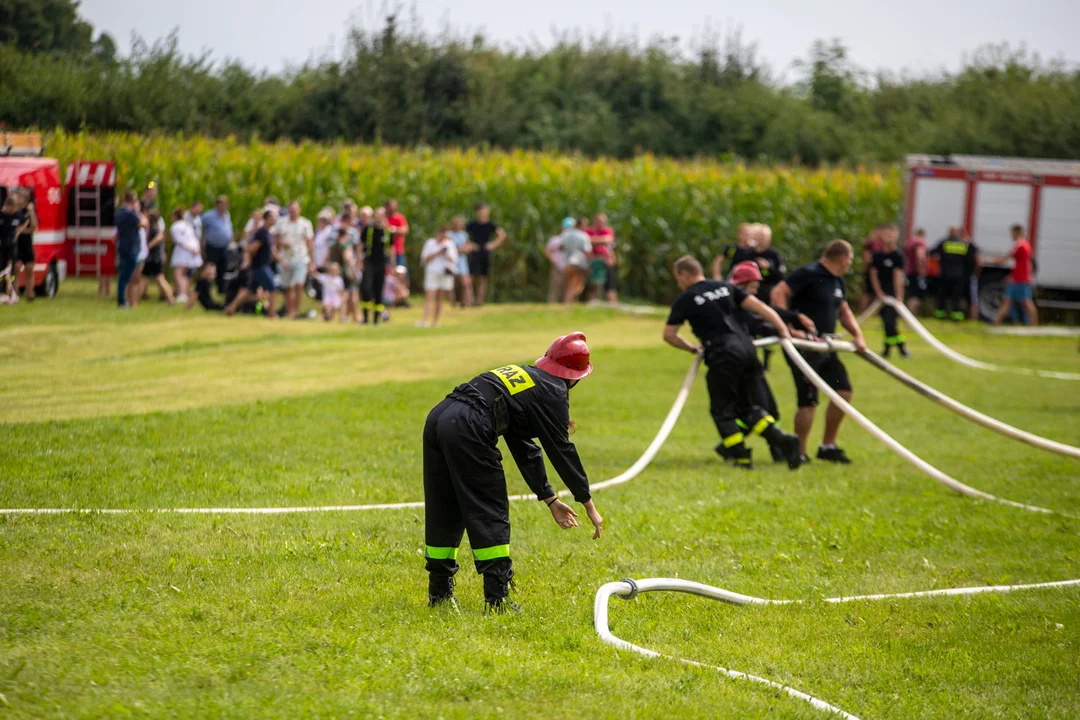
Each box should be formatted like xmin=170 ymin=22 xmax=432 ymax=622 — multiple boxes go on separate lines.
xmin=47 ymin=130 xmax=904 ymax=303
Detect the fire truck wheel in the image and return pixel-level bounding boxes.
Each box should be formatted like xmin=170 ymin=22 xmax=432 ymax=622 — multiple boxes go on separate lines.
xmin=37 ymin=263 xmax=59 ymax=300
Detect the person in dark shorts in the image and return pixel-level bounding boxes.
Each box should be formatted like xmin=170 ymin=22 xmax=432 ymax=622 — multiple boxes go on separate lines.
xmin=187 ymin=264 xmax=225 ymax=311
xmin=0 ymin=193 xmax=29 ymax=302
xmin=466 ymin=203 xmax=506 ymax=306
xmin=423 ymin=333 xmax=603 ymax=613
xmin=771 ymin=240 xmax=868 ymax=464
xmin=11 ymin=188 xmax=38 ymax=301
xmin=360 ymin=208 xmax=392 ymax=325
xmin=869 ymin=225 xmax=908 ymax=357
xmin=226 ymin=209 xmax=278 ymax=318
xmin=139 ymin=210 xmax=175 ymax=304
xmin=664 ymin=255 xmax=802 ymax=470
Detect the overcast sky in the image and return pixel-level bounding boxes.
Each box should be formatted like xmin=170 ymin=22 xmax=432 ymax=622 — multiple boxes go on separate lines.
xmin=81 ymin=0 xmax=1080 ymax=79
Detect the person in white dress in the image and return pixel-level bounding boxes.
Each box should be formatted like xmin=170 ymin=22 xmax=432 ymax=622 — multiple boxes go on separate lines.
xmin=170 ymin=206 xmax=203 ymax=303
xmin=418 ymin=226 xmax=458 ymax=328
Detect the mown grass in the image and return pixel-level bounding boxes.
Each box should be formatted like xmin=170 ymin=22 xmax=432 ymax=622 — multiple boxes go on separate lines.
xmin=1 ymin=279 xmax=1079 ymax=718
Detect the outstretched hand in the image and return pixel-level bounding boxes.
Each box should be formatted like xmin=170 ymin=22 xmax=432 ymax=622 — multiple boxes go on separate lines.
xmin=548 ymin=498 xmax=579 ymax=530
xmin=584 ymin=500 xmax=603 ymax=539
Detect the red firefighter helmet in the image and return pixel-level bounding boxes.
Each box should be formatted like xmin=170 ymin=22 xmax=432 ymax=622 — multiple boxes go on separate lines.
xmin=729 ymin=261 xmax=763 ymax=286
xmin=536 ymin=332 xmax=593 ymax=381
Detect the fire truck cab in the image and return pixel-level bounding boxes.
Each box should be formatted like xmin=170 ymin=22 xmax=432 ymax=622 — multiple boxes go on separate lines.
xmin=0 ymin=132 xmax=116 ymax=299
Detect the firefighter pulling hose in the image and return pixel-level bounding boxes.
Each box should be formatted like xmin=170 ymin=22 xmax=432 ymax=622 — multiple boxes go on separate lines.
xmin=422 ymin=332 xmax=604 ymax=613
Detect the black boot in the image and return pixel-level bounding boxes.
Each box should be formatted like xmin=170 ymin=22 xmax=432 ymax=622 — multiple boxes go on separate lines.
xmin=761 ymin=424 xmax=802 ymax=470
xmin=882 ymin=344 xmax=892 ymax=358
xmin=898 ymin=343 xmax=910 ymax=359
xmin=714 ymin=442 xmax=735 ymax=464
xmin=483 ymin=573 xmax=520 ymax=614
xmin=728 ymin=444 xmax=753 ymax=470
xmin=428 ymin=575 xmax=459 ymax=610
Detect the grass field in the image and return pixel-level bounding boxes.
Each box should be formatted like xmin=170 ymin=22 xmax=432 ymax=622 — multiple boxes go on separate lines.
xmin=2 ymin=279 xmax=1079 ymax=718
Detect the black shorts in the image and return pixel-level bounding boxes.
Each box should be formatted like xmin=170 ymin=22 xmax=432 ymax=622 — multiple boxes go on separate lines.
xmin=468 ymin=250 xmax=491 ymax=278
xmin=604 ymin=263 xmax=619 ymax=292
xmin=16 ymin=236 xmax=34 ymax=264
xmin=786 ymin=351 xmax=852 ymax=408
xmin=906 ymin=274 xmax=927 ymax=299
xmin=0 ymin=239 xmax=13 ymax=270
xmin=143 ymin=258 xmax=164 ymax=277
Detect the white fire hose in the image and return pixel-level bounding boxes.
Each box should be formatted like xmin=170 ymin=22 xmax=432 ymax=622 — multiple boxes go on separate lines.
xmin=594 ymin=576 xmax=1080 ymax=720
xmin=879 ymin=296 xmax=1080 ymax=381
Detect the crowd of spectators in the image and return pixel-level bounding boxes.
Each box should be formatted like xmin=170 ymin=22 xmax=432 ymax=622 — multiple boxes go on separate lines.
xmin=543 ymin=213 xmax=619 ymax=305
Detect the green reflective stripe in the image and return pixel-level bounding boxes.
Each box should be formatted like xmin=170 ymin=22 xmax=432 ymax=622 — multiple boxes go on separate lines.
xmin=425 ymin=546 xmax=458 ymax=560
xmin=472 ymin=544 xmax=510 ymax=562
xmin=735 ymin=419 xmax=749 ymax=431
xmin=735 ymin=457 xmax=752 ymax=465
xmin=722 ymin=432 xmax=745 ymax=448
xmin=885 ymin=334 xmax=906 ymax=345
xmin=951 ymin=312 xmax=965 ymax=320
xmin=944 ymin=241 xmax=969 ymax=255
xmin=751 ymin=416 xmax=775 ymax=436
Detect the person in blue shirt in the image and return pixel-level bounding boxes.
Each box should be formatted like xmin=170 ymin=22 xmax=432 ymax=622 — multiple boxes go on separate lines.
xmin=200 ymin=195 xmax=233 ymax=294
xmin=114 ymin=191 xmax=144 ymax=308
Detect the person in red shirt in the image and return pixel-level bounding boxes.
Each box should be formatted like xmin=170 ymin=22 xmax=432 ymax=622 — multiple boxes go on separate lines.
xmin=587 ymin=213 xmax=618 ymax=303
xmin=386 ymin=199 xmax=409 ymax=269
xmin=992 ymin=224 xmax=1038 ymax=326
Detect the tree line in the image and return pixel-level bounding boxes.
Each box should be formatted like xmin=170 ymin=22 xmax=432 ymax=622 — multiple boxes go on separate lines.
xmin=3 ymin=2 xmax=1080 ymax=164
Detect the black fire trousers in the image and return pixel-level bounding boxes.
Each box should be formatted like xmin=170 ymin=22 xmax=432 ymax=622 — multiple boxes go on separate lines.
xmin=423 ymin=393 xmax=513 ymax=591
xmin=705 ymin=339 xmax=776 ymax=447
xmin=936 ymin=277 xmax=965 ymax=319
xmin=881 ymin=305 xmax=903 ymax=345
xmin=361 ymin=259 xmax=387 ymax=323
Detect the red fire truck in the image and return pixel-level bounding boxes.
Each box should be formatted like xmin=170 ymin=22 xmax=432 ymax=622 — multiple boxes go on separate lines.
xmin=0 ymin=133 xmax=116 ymax=298
xmin=904 ymin=154 xmax=1080 ymax=319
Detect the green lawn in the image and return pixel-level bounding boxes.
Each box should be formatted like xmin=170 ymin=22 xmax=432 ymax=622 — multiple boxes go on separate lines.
xmin=2 ymin=279 xmax=1079 ymax=718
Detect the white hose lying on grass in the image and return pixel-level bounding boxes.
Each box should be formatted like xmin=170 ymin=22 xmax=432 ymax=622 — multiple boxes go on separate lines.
xmin=881 ymin=296 xmax=1080 ymax=381
xmin=594 ymin=576 xmax=1080 ymax=720
xmin=778 ymin=338 xmax=1061 ymax=516
xmin=0 ymin=358 xmax=703 ymax=515
xmin=857 ymin=350 xmax=1080 ymax=460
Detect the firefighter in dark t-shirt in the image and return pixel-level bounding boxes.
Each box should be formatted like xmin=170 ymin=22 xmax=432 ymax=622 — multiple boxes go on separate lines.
xmin=711 ymin=222 xmax=756 ymax=280
xmin=771 ymin=240 xmax=868 ymax=464
xmin=664 ymin=255 xmax=802 ymax=470
xmin=869 ymin=224 xmax=909 ymax=358
xmin=423 ymin=333 xmax=603 ymax=613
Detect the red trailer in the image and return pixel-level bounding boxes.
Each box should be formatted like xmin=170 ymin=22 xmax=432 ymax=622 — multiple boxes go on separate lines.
xmin=0 ymin=133 xmax=115 ymax=298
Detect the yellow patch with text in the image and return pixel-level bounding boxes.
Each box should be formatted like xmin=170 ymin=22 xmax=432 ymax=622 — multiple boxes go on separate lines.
xmin=489 ymin=364 xmax=536 ymax=395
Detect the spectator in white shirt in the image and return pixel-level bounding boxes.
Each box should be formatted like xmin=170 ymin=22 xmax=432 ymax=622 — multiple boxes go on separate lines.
xmin=418 ymin=225 xmax=458 ymax=328
xmin=273 ymin=200 xmax=315 ymax=319
xmin=183 ymin=201 xmax=204 ymax=243
xmin=169 ymin=206 xmax=202 ymax=303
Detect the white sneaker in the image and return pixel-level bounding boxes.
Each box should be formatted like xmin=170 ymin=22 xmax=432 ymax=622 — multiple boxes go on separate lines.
xmin=414 ymin=320 xmax=429 ymax=328
xmin=8 ymin=292 xmax=18 ymax=304
xmin=176 ymin=294 xmax=189 ymax=303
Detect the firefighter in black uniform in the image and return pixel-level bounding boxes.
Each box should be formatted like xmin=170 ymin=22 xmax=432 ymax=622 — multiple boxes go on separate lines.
xmin=729 ymin=261 xmax=816 ymax=461
xmin=771 ymin=240 xmax=868 ymax=465
xmin=869 ymin=224 xmax=909 ymax=357
xmin=359 ymin=208 xmax=391 ymax=324
xmin=710 ymin=223 xmax=756 ymax=280
xmin=664 ymin=255 xmax=802 ymax=470
xmin=423 ymin=332 xmax=604 ymax=613
xmin=930 ymin=227 xmax=975 ymax=321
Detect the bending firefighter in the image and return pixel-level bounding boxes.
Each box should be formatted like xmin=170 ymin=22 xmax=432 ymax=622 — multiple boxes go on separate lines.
xmin=663 ymin=256 xmax=802 ymax=470
xmin=729 ymin=261 xmax=816 ymax=462
xmin=423 ymin=332 xmax=604 ymax=613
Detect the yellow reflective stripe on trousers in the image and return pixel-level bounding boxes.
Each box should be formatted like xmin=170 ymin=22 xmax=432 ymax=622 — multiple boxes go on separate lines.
xmin=424 ymin=546 xmax=458 ymax=560
xmin=751 ymin=416 xmax=775 ymax=436
xmin=472 ymin=544 xmax=510 ymax=561
xmin=722 ymin=432 xmax=745 ymax=448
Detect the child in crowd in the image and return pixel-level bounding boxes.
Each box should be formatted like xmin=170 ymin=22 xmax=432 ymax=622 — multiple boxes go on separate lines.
xmin=187 ymin=264 xmax=224 ymax=311
xmin=320 ymin=262 xmax=346 ymax=321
